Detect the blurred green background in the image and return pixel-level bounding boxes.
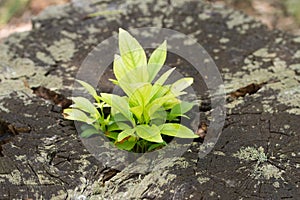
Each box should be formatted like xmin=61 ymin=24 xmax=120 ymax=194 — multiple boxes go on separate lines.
xmin=0 ymin=0 xmax=30 ymax=25
xmin=0 ymin=0 xmax=69 ymax=26
xmin=0 ymin=0 xmax=69 ymax=40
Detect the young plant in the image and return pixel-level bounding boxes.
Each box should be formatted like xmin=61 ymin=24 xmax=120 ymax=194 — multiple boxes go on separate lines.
xmin=63 ymin=28 xmax=199 ymax=152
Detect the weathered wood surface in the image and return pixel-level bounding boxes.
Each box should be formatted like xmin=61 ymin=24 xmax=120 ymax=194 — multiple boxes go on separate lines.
xmin=0 ymin=0 xmax=299 ymax=199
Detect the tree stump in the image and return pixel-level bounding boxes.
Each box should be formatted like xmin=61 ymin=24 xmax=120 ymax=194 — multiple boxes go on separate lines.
xmin=0 ymin=0 xmax=299 ymax=199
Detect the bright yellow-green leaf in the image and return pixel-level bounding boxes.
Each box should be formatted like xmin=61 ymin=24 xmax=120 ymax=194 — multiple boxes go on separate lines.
xmin=107 ymin=122 xmax=131 ymax=132
xmin=171 ymin=77 xmax=193 ymax=97
xmin=100 ymin=93 xmax=134 ymax=125
xmin=163 ymin=97 xmax=181 ymax=110
xmin=119 ymin=28 xmax=147 ymax=70
xmin=71 ymin=97 xmax=99 ymax=116
xmin=148 ymin=84 xmax=170 ymax=103
xmin=135 ymin=124 xmax=163 ymax=143
xmin=148 ymin=40 xmax=167 ymax=82
xmin=120 ymin=65 xmax=150 ymax=84
xmin=113 ymin=54 xmax=128 ymax=82
xmin=118 ymin=80 xmax=148 ymax=98
xmin=159 ymin=123 xmax=198 ymax=138
xmin=155 ymin=68 xmax=175 ymax=85
xmin=129 ymin=83 xmax=152 ymax=107
xmin=146 ymin=93 xmax=177 ymax=111
xmin=63 ymin=108 xmax=95 ymax=124
xmin=170 ymin=101 xmax=195 ymax=115
xmin=130 ymin=105 xmax=144 ymax=122
xmin=117 ymin=129 xmax=135 ymax=142
xmin=76 ymin=80 xmax=100 ymax=102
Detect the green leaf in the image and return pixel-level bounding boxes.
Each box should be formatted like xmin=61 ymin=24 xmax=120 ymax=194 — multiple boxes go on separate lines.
xmin=115 ymin=136 xmax=137 ymax=151
xmin=163 ymin=97 xmax=181 ymax=110
xmin=171 ymin=77 xmax=193 ymax=96
xmin=107 ymin=122 xmax=131 ymax=132
xmin=146 ymin=93 xmax=178 ymax=111
xmin=80 ymin=128 xmax=100 ymax=138
xmin=112 ymin=113 xmax=131 ymax=123
xmin=149 ymin=106 xmax=167 ymax=126
xmin=118 ymin=81 xmax=147 ymax=98
xmin=113 ymin=54 xmax=128 ymax=82
xmin=71 ymin=97 xmax=99 ymax=116
xmin=159 ymin=123 xmax=199 ymax=138
xmin=130 ymin=105 xmax=144 ymax=122
xmin=105 ymin=132 xmax=119 ymax=140
xmin=148 ymin=40 xmax=167 ymax=82
xmin=149 ymin=84 xmax=170 ymax=103
xmin=76 ymin=80 xmax=100 ymax=102
xmin=113 ymin=57 xmax=149 ymax=84
xmin=117 ymin=129 xmax=135 ymax=142
xmin=100 ymin=93 xmax=134 ymax=125
xmin=119 ymin=28 xmax=147 ymax=70
xmin=155 ymin=68 xmax=175 ymax=85
xmin=109 ymin=78 xmax=119 ymax=85
xmin=170 ymin=101 xmax=195 ymax=115
xmin=129 ymin=83 xmax=152 ymax=107
xmin=135 ymin=125 xmax=163 ymax=143
xmin=63 ymin=108 xmax=95 ymax=124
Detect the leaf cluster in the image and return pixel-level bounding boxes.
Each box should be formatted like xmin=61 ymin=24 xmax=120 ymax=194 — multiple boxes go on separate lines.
xmin=63 ymin=28 xmax=198 ymax=152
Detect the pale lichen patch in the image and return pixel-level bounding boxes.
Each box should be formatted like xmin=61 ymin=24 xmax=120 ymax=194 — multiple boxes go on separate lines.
xmin=74 ymin=155 xmax=91 ymax=175
xmin=37 ymin=174 xmax=55 ymax=185
xmin=219 ymin=37 xmax=229 ymax=44
xmin=226 ymin=98 xmax=245 ymax=114
xmin=234 ymin=146 xmax=285 ymax=184
xmin=86 ymin=24 xmax=101 ymax=34
xmin=290 ymin=63 xmax=300 ymax=73
xmin=226 ymin=11 xmax=253 ymax=30
xmin=233 ymin=146 xmax=267 ymax=163
xmin=213 ymin=151 xmax=226 ymax=156
xmin=198 ymin=12 xmax=210 ymax=20
xmin=197 ymin=176 xmax=210 ymax=184
xmin=15 ymin=155 xmax=26 ymax=161
xmin=2 ymin=58 xmax=36 ymax=79
xmin=252 ymin=164 xmax=284 ymax=180
xmin=36 ymin=52 xmax=55 ymax=65
xmin=262 ymin=102 xmax=276 ymax=114
xmin=48 ymin=38 xmax=76 ymax=62
xmin=23 ymin=177 xmax=38 ymax=185
xmin=224 ymin=49 xmax=299 ymax=115
xmin=293 ymin=50 xmax=300 ymax=59
xmin=273 ymin=181 xmax=280 ymax=188
xmin=275 ymin=38 xmax=283 ymax=44
xmin=0 ymin=56 xmax=62 ymax=106
xmin=185 ymin=16 xmax=193 ymax=24
xmin=292 ymin=36 xmax=300 ymax=43
xmin=253 ymin=48 xmax=276 ymax=58
xmin=61 ymin=30 xmax=78 ymax=40
xmin=7 ymin=170 xmax=22 ymax=185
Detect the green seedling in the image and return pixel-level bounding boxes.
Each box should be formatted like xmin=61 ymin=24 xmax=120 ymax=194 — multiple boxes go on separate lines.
xmin=63 ymin=28 xmax=199 ymax=152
